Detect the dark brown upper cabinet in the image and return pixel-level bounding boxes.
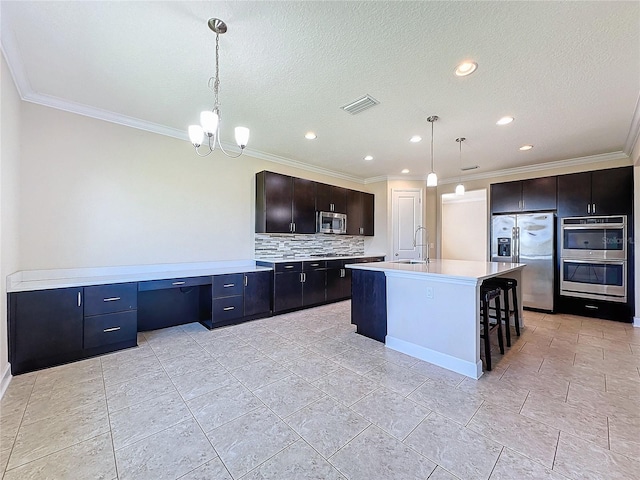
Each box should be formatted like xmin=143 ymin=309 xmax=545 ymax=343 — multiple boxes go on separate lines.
xmin=347 ymin=190 xmax=375 ymax=236
xmin=557 ymin=166 xmax=633 ymax=217
xmin=316 ymin=183 xmax=347 ymax=213
xmin=490 ymin=177 xmax=557 ymax=214
xmin=255 ymin=171 xmax=316 ymax=234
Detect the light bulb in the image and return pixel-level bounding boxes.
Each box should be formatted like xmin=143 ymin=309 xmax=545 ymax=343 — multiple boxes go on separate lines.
xmin=235 ymin=127 xmax=250 ymax=148
xmin=426 ymin=172 xmax=438 ymax=187
xmin=200 ymin=111 xmax=219 ymax=135
xmin=188 ymin=125 xmax=204 ymax=147
xmin=455 ymin=183 xmax=465 ymax=196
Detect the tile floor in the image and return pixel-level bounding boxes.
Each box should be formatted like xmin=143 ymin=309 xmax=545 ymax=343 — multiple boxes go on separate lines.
xmin=1 ymin=301 xmax=640 ymax=479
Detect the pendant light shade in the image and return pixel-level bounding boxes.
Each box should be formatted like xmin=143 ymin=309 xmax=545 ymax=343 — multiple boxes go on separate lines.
xmin=455 ymin=137 xmax=466 ymax=196
xmin=426 ymin=116 xmax=439 ymax=187
xmin=427 ymin=172 xmax=438 ymax=187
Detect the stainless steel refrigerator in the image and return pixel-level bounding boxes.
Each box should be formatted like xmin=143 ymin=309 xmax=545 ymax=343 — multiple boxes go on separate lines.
xmin=491 ymin=212 xmax=555 ymax=311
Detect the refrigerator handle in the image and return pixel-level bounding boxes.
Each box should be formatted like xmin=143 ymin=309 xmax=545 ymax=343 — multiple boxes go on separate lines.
xmin=513 ymin=226 xmax=520 ymax=262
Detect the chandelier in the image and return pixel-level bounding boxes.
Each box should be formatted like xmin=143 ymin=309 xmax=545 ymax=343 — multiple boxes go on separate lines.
xmin=426 ymin=116 xmax=439 ymax=187
xmin=188 ymin=18 xmax=250 ymax=157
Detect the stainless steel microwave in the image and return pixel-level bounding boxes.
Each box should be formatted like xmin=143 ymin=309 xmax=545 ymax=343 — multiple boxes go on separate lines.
xmin=317 ymin=211 xmax=347 ymax=234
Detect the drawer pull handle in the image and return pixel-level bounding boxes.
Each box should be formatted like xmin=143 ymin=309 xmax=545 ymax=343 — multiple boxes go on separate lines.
xmin=311 ymin=263 xmax=319 ymax=267
xmin=284 ymin=265 xmax=294 ymax=269
xmin=103 ymin=327 xmax=121 ymax=333
xmin=223 ymin=283 xmax=235 ymax=287
xmin=585 ymin=305 xmax=599 ymax=310
xmin=103 ymin=297 xmax=121 ymax=302
xmin=223 ymin=306 xmax=235 ymax=311
xmin=172 ymin=281 xmax=186 ymax=286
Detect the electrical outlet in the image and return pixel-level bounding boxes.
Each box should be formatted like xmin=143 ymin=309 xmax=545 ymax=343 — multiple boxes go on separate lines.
xmin=426 ymin=287 xmax=434 ymax=299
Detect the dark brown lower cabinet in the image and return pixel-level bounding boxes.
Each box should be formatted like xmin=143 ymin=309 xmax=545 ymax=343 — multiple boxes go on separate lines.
xmin=9 ymin=288 xmax=84 ymax=375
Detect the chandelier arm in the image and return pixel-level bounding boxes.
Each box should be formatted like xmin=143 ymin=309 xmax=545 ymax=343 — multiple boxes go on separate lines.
xmin=194 ymin=144 xmax=215 ymax=157
xmin=216 ymin=137 xmax=246 ymax=158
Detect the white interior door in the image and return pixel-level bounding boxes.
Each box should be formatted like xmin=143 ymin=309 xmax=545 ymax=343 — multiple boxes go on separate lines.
xmin=392 ymin=189 xmax=423 ymax=260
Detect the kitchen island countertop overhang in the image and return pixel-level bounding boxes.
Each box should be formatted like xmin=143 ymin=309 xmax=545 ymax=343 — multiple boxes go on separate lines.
xmin=348 ymin=259 xmax=526 ymax=379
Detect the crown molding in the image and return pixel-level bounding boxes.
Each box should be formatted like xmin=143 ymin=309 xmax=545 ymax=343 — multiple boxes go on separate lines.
xmin=364 ymin=151 xmax=631 ymax=185
xmin=2 ymin=33 xmax=631 ymax=188
xmin=2 ymin=44 xmax=364 ymax=185
xmin=624 ymin=93 xmax=640 ymax=163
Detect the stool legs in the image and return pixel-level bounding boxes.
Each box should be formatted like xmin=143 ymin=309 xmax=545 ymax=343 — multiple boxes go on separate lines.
xmin=481 ymin=296 xmax=492 ymax=371
xmin=495 ymin=295 xmax=504 ymax=355
xmin=511 ymin=286 xmax=521 ymax=336
xmin=502 ymin=290 xmax=511 ymax=347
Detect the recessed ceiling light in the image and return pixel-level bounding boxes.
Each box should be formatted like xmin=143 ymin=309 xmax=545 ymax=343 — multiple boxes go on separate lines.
xmin=410 ymin=135 xmax=422 ymax=143
xmin=455 ymin=61 xmax=478 ymax=77
xmin=401 ymin=169 xmax=410 ymax=174
xmin=496 ymin=116 xmax=514 ymax=126
xmin=519 ymin=144 xmax=533 ymax=151
xmin=304 ymin=132 xmax=317 ymax=140
xmin=364 ymin=155 xmax=373 ymax=161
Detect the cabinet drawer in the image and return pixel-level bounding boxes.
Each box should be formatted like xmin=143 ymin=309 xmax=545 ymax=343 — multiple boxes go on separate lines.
xmin=275 ymin=262 xmax=302 ymax=273
xmin=212 ymin=295 xmax=244 ymax=322
xmin=84 ymin=283 xmax=137 ymax=316
xmin=84 ymin=311 xmax=137 ymax=349
xmin=138 ymin=276 xmax=212 ymax=291
xmin=212 ymin=274 xmax=244 ymax=298
xmin=303 ymin=260 xmax=326 ymax=271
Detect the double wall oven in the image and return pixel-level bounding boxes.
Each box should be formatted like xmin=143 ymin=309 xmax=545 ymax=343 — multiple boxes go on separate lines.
xmin=560 ymin=215 xmax=627 ymax=303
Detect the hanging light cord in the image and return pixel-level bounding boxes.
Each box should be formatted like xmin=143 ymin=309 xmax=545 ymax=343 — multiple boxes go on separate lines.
xmin=208 ymin=32 xmax=221 ymax=110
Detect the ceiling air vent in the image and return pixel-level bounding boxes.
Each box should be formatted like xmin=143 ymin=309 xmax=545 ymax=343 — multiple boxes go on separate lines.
xmin=340 ymin=95 xmax=380 ymax=115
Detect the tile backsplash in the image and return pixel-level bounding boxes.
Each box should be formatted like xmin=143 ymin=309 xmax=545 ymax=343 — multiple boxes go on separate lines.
xmin=255 ymin=233 xmax=365 ymax=259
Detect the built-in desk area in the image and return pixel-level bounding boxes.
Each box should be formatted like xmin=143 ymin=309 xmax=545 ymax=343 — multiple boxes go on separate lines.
xmin=6 ymin=261 xmax=272 ymax=374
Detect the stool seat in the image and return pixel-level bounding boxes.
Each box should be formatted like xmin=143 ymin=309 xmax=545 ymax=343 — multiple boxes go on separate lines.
xmin=480 ymin=285 xmax=504 ymax=371
xmin=482 ymin=277 xmax=520 ymax=347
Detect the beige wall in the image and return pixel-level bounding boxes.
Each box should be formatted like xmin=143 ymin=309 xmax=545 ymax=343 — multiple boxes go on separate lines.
xmin=17 ymin=103 xmax=370 ymax=270
xmin=1 ymin=53 xmax=22 ymax=387
xmin=441 ymin=190 xmax=487 ymax=261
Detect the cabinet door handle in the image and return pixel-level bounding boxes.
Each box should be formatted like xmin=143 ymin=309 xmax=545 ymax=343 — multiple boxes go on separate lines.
xmin=223 ymin=283 xmax=235 ymax=288
xmin=340 ymin=268 xmax=345 ymax=278
xmin=103 ymin=326 xmax=121 ymax=333
xmin=103 ymin=297 xmax=121 ymax=302
xmin=360 ymin=227 xmax=364 ymax=234
xmin=592 ymin=203 xmax=596 ymax=214
xmin=244 ymin=275 xmax=248 ymax=287
xmin=78 ymin=292 xmax=82 ymax=307
xmin=300 ymin=273 xmax=306 ymax=282
xmin=172 ymin=281 xmax=186 ymax=286
xmin=587 ymin=204 xmax=591 ymax=214
xmin=223 ymin=306 xmax=235 ymax=311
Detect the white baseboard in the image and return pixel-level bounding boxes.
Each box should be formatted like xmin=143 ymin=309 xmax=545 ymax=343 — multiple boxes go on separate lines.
xmin=634 ymin=317 xmax=640 ymax=328
xmin=385 ymin=335 xmax=482 ymax=379
xmin=0 ymin=363 xmax=11 ymax=399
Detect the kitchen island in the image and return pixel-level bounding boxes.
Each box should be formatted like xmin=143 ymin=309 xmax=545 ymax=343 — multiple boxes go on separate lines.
xmin=347 ymin=259 xmax=525 ymax=379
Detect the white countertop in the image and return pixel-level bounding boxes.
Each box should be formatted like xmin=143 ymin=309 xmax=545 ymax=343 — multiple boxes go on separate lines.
xmin=347 ymin=259 xmax=525 ymax=281
xmin=256 ymin=254 xmax=386 ymax=263
xmin=7 ymin=260 xmax=273 ymax=293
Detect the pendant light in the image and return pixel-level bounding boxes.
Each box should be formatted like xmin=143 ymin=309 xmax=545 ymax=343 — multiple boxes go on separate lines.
xmin=455 ymin=137 xmax=466 ymax=196
xmin=426 ymin=115 xmax=439 ymax=187
xmin=188 ymin=18 xmax=250 ymax=158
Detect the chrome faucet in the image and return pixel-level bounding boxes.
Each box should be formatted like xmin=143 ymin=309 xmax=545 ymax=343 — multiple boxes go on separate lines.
xmin=413 ymin=226 xmax=430 ymax=263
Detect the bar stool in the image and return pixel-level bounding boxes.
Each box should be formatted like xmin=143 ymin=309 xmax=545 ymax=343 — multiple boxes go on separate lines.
xmin=480 ymin=285 xmax=504 ymax=371
xmin=483 ymin=277 xmax=520 ymax=347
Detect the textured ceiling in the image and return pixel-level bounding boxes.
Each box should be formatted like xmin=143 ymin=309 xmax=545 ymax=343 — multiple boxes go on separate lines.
xmin=2 ymin=1 xmax=639 ymax=182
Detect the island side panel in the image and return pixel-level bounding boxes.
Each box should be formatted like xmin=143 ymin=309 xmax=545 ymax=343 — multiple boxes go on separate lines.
xmin=351 ymin=269 xmax=387 ymax=342
xmin=384 ymin=273 xmax=482 ymax=379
